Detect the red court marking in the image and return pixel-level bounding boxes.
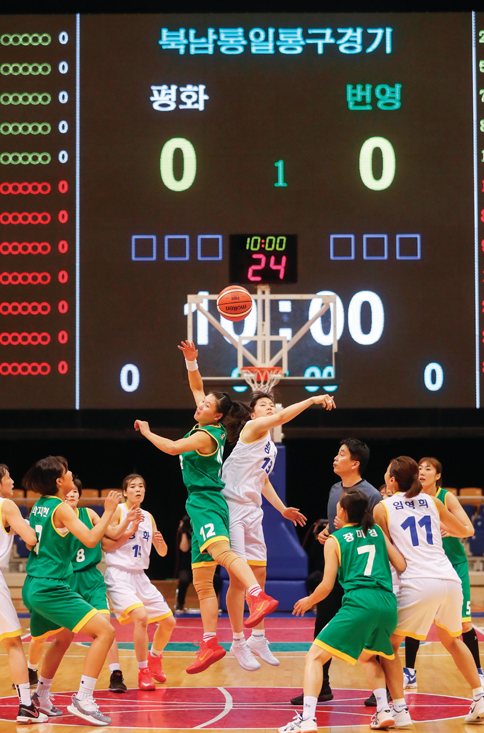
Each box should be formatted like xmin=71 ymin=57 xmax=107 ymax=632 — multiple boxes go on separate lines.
xmin=0 ymin=688 xmax=472 ymax=728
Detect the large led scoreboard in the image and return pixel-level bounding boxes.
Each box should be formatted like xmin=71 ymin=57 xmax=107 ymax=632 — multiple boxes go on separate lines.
xmin=1 ymin=12 xmax=484 ymax=410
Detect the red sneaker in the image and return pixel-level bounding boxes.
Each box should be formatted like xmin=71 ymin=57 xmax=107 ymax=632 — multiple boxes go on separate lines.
xmin=186 ymin=637 xmax=226 ymax=674
xmin=138 ymin=666 xmax=155 ymax=690
xmin=244 ymin=591 xmax=279 ymax=628
xmin=148 ymin=652 xmax=167 ymax=683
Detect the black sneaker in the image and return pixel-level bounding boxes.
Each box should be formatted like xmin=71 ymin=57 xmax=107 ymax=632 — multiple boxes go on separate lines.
xmin=364 ymin=689 xmax=392 ymax=707
xmin=17 ymin=702 xmax=48 ymax=724
xmin=28 ymin=667 xmax=39 ymax=687
xmin=290 ymin=686 xmax=333 ymax=705
xmin=109 ymin=669 xmax=127 ymax=693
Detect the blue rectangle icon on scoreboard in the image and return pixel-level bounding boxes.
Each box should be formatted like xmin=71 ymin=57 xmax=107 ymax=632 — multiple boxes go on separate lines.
xmin=164 ymin=235 xmax=190 ymax=261
xmin=197 ymin=234 xmax=223 ymax=261
xmin=363 ymin=234 xmax=388 ymax=260
xmin=330 ymin=234 xmax=355 ymax=260
xmin=396 ymin=234 xmax=421 ymax=260
xmin=131 ymin=235 xmax=157 ymax=261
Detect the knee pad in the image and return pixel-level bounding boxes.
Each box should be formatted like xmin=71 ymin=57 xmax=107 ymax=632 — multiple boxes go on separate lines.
xmin=193 ymin=566 xmax=217 ymax=601
xmin=207 ymin=541 xmax=240 ymax=571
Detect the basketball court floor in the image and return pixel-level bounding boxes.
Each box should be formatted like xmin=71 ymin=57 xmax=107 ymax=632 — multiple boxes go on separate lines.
xmin=2 ymin=586 xmax=484 ymax=732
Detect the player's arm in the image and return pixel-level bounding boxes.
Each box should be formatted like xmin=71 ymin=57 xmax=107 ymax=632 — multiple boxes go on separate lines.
xmin=383 ymin=532 xmax=406 ymax=572
xmin=433 ymin=496 xmax=471 ymax=538
xmin=261 ymin=477 xmax=306 ymax=527
xmin=439 ymin=492 xmax=474 ymax=538
xmin=373 ymin=502 xmax=391 ymax=539
xmin=134 ymin=420 xmax=215 ymax=456
xmin=243 ymin=394 xmax=336 ymax=442
xmin=98 ymin=505 xmax=143 ymax=540
xmin=56 ymin=491 xmax=119 ymax=548
xmin=151 ymin=514 xmax=168 ymax=557
xmin=2 ymin=500 xmax=37 ymax=546
xmin=293 ymin=537 xmax=339 ymax=616
xmin=177 ymin=340 xmax=205 ymax=406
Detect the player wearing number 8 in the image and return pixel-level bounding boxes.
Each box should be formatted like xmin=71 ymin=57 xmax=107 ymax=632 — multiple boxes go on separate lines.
xmin=374 ymin=456 xmax=484 ymax=725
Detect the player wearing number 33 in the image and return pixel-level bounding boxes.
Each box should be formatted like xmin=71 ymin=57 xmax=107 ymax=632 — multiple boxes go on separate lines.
xmin=374 ymin=456 xmax=484 ymax=726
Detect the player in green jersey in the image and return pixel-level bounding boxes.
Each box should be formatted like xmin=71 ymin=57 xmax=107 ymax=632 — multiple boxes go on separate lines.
xmin=402 ymin=456 xmax=481 ymax=689
xmin=134 ymin=346 xmax=281 ymax=674
xmin=279 ymin=489 xmax=406 ymax=733
xmin=22 ymin=456 xmax=120 ymax=727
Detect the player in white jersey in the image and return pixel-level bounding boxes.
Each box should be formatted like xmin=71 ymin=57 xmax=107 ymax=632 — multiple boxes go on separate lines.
xmin=103 ymin=474 xmax=175 ymax=691
xmin=178 ymin=341 xmax=336 ymax=672
xmin=374 ymin=455 xmax=484 ymax=726
xmin=0 ymin=464 xmax=48 ymax=724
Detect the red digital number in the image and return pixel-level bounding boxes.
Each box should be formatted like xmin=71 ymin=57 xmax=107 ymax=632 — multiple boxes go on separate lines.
xmin=58 ymin=180 xmax=68 ymax=193
xmin=58 ymin=330 xmax=68 ymax=344
xmin=248 ymin=254 xmax=266 ymax=281
xmin=58 ymin=240 xmax=68 ymax=253
xmin=269 ymin=255 xmax=286 ymax=280
xmin=58 ymin=361 xmax=68 ymax=374
xmin=58 ymin=210 xmax=68 ymax=223
xmin=58 ymin=270 xmax=68 ymax=283
xmin=58 ymin=300 xmax=68 ymax=314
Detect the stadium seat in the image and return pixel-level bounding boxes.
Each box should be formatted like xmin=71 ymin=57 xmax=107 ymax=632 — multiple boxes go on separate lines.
xmin=442 ymin=487 xmax=458 ymax=496
xmin=474 ymin=516 xmax=484 ymax=531
xmin=81 ymin=488 xmax=100 ymax=498
xmin=478 ymin=504 xmax=484 ymax=518
xmin=14 ymin=505 xmax=30 ymax=558
xmin=12 ymin=489 xmax=25 ymax=499
xmin=88 ymin=505 xmax=104 ymax=517
xmin=468 ymin=531 xmax=484 ymax=556
xmin=462 ymin=504 xmax=476 ymax=520
xmin=460 ymin=488 xmax=483 ymax=507
xmin=100 ymin=489 xmax=122 ymax=497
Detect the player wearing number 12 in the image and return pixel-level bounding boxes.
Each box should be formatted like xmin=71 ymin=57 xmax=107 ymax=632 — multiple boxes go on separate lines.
xmin=279 ymin=489 xmax=403 ymax=733
xmin=375 ymin=456 xmax=484 ymax=726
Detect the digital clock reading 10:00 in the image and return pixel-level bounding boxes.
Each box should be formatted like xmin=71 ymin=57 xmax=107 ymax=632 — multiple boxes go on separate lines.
xmin=229 ymin=234 xmax=298 ymax=284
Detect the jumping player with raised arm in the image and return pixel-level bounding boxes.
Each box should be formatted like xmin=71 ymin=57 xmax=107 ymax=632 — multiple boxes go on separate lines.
xmin=22 ymin=456 xmax=120 ymax=727
xmin=178 ymin=341 xmax=335 ymax=672
xmin=375 ymin=456 xmax=484 ymax=726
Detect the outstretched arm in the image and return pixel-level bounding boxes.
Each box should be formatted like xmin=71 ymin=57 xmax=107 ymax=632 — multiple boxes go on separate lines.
xmin=134 ymin=419 xmax=216 ymax=456
xmin=243 ymin=394 xmax=336 ymax=442
xmin=261 ymin=478 xmax=306 ymax=527
xmin=439 ymin=492 xmax=474 ymax=538
xmin=2 ymin=500 xmax=37 ymax=546
xmin=178 ymin=341 xmax=205 ymax=406
xmin=56 ymin=492 xmax=119 ymax=548
xmin=434 ymin=497 xmax=470 ymax=538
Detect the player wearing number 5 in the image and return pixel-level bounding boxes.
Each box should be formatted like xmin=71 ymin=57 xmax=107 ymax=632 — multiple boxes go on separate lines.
xmin=103 ymin=474 xmax=176 ymax=691
xmin=375 ymin=456 xmax=484 ymax=726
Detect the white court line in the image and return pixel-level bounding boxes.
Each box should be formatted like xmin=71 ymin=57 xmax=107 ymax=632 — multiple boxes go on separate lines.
xmin=194 ymin=687 xmax=233 ymax=729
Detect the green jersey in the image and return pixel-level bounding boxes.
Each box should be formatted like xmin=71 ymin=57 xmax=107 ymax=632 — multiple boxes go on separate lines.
xmin=331 ymin=523 xmax=393 ymax=593
xmin=72 ymin=507 xmax=102 ymax=572
xmin=27 ymin=496 xmax=74 ymax=579
xmin=179 ymin=423 xmax=226 ymax=495
xmin=436 ymin=488 xmax=467 ymax=566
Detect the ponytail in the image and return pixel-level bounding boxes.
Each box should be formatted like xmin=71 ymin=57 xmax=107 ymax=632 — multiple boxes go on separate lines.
xmin=339 ymin=489 xmax=375 ymax=535
xmin=389 ymin=456 xmax=422 ymax=499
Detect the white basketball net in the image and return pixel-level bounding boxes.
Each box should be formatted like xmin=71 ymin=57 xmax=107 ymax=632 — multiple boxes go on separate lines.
xmin=241 ymin=367 xmax=283 ymax=393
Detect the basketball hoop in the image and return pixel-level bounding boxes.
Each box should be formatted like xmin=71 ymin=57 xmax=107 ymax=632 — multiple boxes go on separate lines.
xmin=241 ymin=366 xmax=283 ymax=393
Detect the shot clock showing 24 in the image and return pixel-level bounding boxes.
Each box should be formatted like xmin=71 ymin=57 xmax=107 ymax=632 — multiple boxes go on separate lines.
xmin=1 ymin=12 xmax=484 ymax=409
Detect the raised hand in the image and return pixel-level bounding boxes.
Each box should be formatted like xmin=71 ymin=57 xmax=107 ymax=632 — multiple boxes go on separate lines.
xmin=312 ymin=394 xmax=336 ymax=410
xmin=317 ymin=526 xmax=330 ymax=544
xmin=134 ymin=419 xmax=150 ymax=435
xmin=282 ymin=507 xmax=307 ymax=527
xmin=126 ymin=506 xmax=143 ymax=524
xmin=104 ymin=490 xmax=121 ymax=514
xmin=177 ymin=340 xmax=198 ymax=361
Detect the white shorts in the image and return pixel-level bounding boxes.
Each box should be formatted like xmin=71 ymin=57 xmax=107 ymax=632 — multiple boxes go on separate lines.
xmin=0 ymin=571 xmax=22 ymax=642
xmin=227 ymin=501 xmax=266 ymax=566
xmin=104 ymin=566 xmax=172 ymax=625
xmin=396 ymin=577 xmax=463 ymax=640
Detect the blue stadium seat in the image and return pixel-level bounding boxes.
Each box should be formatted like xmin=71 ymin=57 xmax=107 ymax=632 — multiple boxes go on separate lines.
xmin=88 ymin=505 xmax=104 ymax=517
xmin=474 ymin=516 xmax=484 ymax=531
xmin=14 ymin=505 xmax=30 ymax=558
xmin=478 ymin=504 xmax=484 ymax=518
xmin=462 ymin=504 xmax=476 ymax=521
xmin=468 ymin=531 xmax=484 ymax=556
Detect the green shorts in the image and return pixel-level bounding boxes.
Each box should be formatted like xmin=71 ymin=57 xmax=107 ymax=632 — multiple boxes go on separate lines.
xmin=315 ymin=587 xmax=397 ymax=665
xmin=23 ymin=575 xmax=99 ymax=640
xmin=186 ymin=490 xmax=230 ymax=567
xmin=454 ymin=560 xmax=472 ymax=622
xmin=69 ymin=565 xmax=110 ymax=615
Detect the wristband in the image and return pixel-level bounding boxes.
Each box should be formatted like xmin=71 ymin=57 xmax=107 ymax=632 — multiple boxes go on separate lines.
xmin=185 ymin=358 xmax=198 ymax=372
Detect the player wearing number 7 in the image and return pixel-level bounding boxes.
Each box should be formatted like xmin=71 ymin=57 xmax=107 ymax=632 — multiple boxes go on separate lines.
xmin=280 ymin=489 xmax=405 ymax=733
xmin=375 ymin=456 xmax=484 ymax=726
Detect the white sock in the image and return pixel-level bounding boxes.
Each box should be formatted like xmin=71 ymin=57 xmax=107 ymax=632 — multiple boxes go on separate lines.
xmin=28 ymin=663 xmax=38 ymax=672
xmin=302 ymin=695 xmax=317 ymax=720
xmin=473 ymin=686 xmax=484 ymax=700
xmin=232 ymin=632 xmax=245 ymax=644
xmin=374 ymin=687 xmax=387 ymax=712
xmin=76 ymin=674 xmax=96 ymax=702
xmin=393 ymin=697 xmax=406 ymax=712
xmin=15 ymin=683 xmax=31 ymax=706
xmin=37 ymin=676 xmax=53 ymax=700
xmin=150 ymin=646 xmax=162 ymax=657
xmin=138 ymin=660 xmax=148 ymax=669
xmin=109 ymin=663 xmax=120 ymax=673
xmin=247 ymin=584 xmax=262 ymax=597
xmin=203 ymin=632 xmax=216 ymax=643
xmin=251 ymin=630 xmax=265 ymax=639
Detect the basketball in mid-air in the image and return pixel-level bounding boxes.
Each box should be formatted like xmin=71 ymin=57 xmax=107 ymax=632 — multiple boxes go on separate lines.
xmin=216 ymin=285 xmax=253 ymax=322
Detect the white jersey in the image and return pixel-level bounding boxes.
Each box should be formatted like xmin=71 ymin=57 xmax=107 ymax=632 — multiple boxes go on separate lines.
xmin=383 ymin=491 xmax=460 ymax=584
xmin=222 ymin=421 xmax=277 ymax=508
xmin=104 ymin=503 xmax=153 ymax=571
xmin=0 ymin=498 xmax=15 ymax=568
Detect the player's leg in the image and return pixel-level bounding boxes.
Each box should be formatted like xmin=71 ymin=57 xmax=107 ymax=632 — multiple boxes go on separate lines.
xmin=187 ymin=563 xmax=226 ymax=674
xmin=107 ymin=637 xmax=127 ymax=693
xmin=459 ymin=564 xmax=484 ymax=682
xmin=127 ymin=606 xmax=155 ymax=690
xmin=2 ymin=635 xmax=48 ymax=724
xmin=403 ymin=636 xmax=419 ymax=689
xmin=27 ymin=636 xmax=44 ymax=686
xmin=149 ymin=608 xmax=176 ymax=683
xmin=33 ymin=627 xmax=74 ymax=717
xmin=437 ymin=624 xmax=484 ymax=722
xmin=359 ymin=652 xmax=394 ymax=729
xmin=279 ymin=644 xmax=330 ymax=733
xmin=247 ymin=564 xmax=280 ymax=666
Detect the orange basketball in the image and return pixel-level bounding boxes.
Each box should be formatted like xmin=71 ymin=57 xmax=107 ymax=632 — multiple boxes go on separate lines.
xmin=216 ymin=285 xmax=253 ymax=322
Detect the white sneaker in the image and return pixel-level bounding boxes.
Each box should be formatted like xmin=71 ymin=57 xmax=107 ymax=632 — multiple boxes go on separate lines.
xmin=465 ymin=694 xmax=484 ymax=723
xmin=402 ymin=667 xmax=417 ymax=689
xmin=478 ymin=668 xmax=484 ymax=688
xmin=371 ymin=709 xmax=395 ymax=729
xmin=230 ymin=640 xmax=261 ymax=671
xmin=247 ymin=634 xmax=280 ymax=666
xmin=391 ymin=707 xmax=413 ymax=728
xmin=278 ymin=713 xmax=318 ymax=733
xmin=67 ymin=695 xmax=112 ymax=726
